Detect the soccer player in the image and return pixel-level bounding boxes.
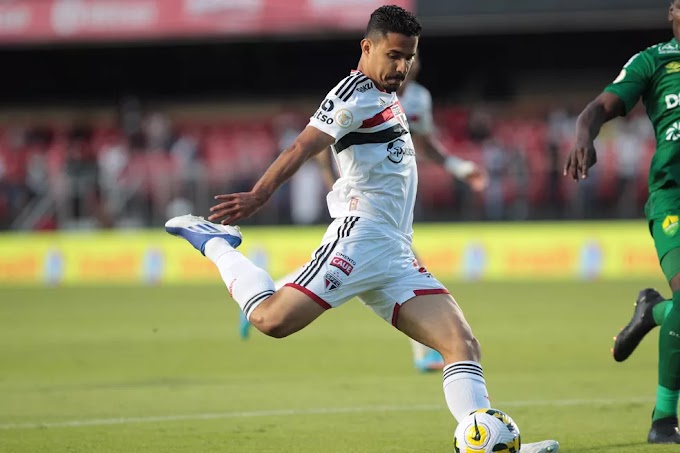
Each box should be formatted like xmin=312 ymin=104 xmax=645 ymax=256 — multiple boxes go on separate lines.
xmin=310 ymin=54 xmax=488 ymax=373
xmin=167 ymin=6 xmax=557 ymax=452
xmin=565 ymin=0 xmax=680 ymax=443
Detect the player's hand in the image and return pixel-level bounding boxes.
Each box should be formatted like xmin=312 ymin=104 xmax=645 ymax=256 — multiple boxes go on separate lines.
xmin=208 ymin=191 xmax=268 ymax=225
xmin=564 ymin=142 xmax=597 ymax=181
xmin=463 ymin=165 xmax=488 ymax=192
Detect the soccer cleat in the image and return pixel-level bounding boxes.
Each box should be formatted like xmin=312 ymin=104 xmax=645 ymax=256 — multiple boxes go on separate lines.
xmin=648 ymin=416 xmax=680 ymax=444
xmin=612 ymin=288 xmax=664 ymax=362
xmin=165 ymin=214 xmax=242 ymax=255
xmin=521 ymin=440 xmax=560 ymax=453
xmin=414 ymin=349 xmax=445 ymax=372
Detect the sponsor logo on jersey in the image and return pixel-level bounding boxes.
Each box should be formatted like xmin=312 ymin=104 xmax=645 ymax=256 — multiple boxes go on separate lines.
xmin=330 ymin=256 xmax=354 ymax=275
xmin=313 ymin=109 xmax=334 ymax=125
xmin=335 ymin=109 xmax=353 ymax=128
xmin=335 ymin=252 xmax=356 ymax=265
xmin=321 ymin=98 xmax=335 ymax=112
xmin=667 ymin=62 xmax=680 ymax=74
xmin=665 ymin=94 xmax=680 ymax=110
xmin=666 ymin=121 xmax=680 ymax=141
xmin=659 ymin=42 xmax=680 ymax=55
xmin=386 ymin=138 xmax=415 ymax=163
xmin=324 ymin=271 xmax=342 ymax=291
xmin=663 ymin=215 xmax=680 ymax=237
xmin=356 ymin=81 xmax=373 ymax=93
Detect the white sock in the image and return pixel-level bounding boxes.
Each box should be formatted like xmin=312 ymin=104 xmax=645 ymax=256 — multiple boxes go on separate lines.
xmin=204 ymin=238 xmax=275 ymax=320
xmin=410 ymin=339 xmax=430 ymax=361
xmin=442 ymin=361 xmax=491 ymax=422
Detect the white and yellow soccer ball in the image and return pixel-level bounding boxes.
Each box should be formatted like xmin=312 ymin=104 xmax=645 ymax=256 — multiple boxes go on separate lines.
xmin=453 ymin=408 xmax=521 ymax=453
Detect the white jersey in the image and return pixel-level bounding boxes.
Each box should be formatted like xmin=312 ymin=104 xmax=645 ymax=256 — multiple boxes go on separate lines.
xmin=399 ymin=81 xmax=434 ymax=136
xmin=308 ymin=70 xmax=417 ymax=240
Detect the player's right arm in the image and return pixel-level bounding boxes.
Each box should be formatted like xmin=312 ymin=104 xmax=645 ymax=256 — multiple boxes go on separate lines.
xmin=565 ymin=50 xmax=652 ymax=181
xmin=209 ymin=125 xmax=336 ymax=224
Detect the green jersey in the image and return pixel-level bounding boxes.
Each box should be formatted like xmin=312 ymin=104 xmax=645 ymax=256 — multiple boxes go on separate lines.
xmin=605 ymin=38 xmax=680 ymax=218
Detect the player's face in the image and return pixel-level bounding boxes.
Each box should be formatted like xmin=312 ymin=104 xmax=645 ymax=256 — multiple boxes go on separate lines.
xmin=362 ymin=32 xmax=418 ymax=93
xmin=670 ymin=0 xmax=680 ymax=23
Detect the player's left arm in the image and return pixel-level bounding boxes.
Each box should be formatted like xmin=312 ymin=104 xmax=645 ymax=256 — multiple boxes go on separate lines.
xmin=565 ymin=49 xmax=651 ymax=181
xmin=209 ymin=126 xmax=335 ymax=224
xmin=410 ymin=87 xmax=488 ymax=192
xmin=413 ymin=132 xmax=488 ymax=192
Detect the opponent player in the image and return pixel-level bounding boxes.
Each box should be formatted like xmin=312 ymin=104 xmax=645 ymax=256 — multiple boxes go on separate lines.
xmin=565 ymin=0 xmax=680 ymax=443
xmin=168 ymin=5 xmax=557 ymax=452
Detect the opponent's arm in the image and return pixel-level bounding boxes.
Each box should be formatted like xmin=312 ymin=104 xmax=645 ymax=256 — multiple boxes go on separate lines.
xmin=564 ymin=92 xmax=625 ymax=181
xmin=209 ymin=126 xmax=335 ymax=224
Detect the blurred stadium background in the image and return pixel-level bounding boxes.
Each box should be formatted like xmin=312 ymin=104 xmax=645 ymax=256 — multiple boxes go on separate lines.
xmin=0 ymin=1 xmax=674 ymax=452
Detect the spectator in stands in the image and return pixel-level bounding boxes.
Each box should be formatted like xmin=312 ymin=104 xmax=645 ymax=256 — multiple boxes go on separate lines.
xmin=63 ymin=124 xmax=112 ymax=228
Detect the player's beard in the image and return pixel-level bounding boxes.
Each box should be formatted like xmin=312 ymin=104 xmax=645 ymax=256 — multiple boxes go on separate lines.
xmin=383 ymin=78 xmax=404 ymax=93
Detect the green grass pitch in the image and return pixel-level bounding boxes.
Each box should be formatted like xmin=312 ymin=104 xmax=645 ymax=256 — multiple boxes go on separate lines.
xmin=0 ymin=280 xmax=677 ymax=452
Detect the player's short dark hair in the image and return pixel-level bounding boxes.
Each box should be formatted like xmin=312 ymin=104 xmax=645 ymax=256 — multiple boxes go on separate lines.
xmin=365 ymin=5 xmax=421 ymax=39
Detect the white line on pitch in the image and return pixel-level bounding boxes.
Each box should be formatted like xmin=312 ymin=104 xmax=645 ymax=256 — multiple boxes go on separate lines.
xmin=0 ymin=396 xmax=653 ymax=430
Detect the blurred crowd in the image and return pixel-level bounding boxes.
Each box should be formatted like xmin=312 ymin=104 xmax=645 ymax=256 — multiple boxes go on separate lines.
xmin=0 ymin=99 xmax=655 ymax=231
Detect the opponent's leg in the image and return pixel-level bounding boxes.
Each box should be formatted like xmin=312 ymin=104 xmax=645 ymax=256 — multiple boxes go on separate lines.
xmin=649 ymin=251 xmax=680 ymax=443
xmin=166 ymin=215 xmax=325 ymax=338
xmin=613 ymin=288 xmax=666 ymax=362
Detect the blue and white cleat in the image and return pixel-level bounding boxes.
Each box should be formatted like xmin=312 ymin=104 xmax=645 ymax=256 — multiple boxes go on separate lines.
xmin=165 ymin=214 xmax=242 ymax=255
xmin=521 ymin=440 xmax=560 ymax=453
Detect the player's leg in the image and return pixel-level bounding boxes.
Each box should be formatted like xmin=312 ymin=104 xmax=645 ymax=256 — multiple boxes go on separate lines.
xmin=165 ymin=215 xmax=326 ymax=338
xmin=649 ymin=246 xmax=680 ymax=443
xmin=409 ymin=252 xmax=444 ymax=372
xmin=239 ymin=265 xmax=305 ymax=340
xmin=392 ymin=293 xmax=559 ymax=452
xmin=393 ymin=292 xmax=489 ymax=421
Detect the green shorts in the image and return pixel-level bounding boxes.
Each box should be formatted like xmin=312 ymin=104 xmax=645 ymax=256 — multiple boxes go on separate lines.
xmin=650 ymin=214 xmax=680 ymax=281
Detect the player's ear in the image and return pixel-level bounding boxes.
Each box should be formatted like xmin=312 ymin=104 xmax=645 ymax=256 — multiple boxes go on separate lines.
xmin=670 ymin=3 xmax=675 ymax=21
xmin=360 ymin=38 xmax=372 ymax=56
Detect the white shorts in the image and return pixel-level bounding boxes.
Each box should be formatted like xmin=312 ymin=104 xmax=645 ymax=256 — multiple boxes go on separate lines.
xmin=283 ymin=216 xmax=449 ymax=325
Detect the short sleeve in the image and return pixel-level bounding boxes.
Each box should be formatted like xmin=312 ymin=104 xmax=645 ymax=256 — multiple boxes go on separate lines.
xmin=604 ymin=51 xmax=653 ymax=114
xmin=308 ymin=74 xmax=376 ymax=141
xmin=408 ymin=87 xmax=434 ymax=135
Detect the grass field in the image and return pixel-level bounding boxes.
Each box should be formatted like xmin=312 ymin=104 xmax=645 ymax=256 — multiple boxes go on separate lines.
xmin=0 ymin=280 xmax=677 ymax=452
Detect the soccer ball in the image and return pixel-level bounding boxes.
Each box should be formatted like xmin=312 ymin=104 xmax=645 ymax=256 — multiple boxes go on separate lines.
xmin=453 ymin=408 xmax=521 ymax=453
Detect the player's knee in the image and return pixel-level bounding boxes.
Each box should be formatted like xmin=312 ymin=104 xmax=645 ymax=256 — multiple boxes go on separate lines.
xmin=250 ymin=312 xmax=293 ymax=339
xmin=438 ymin=327 xmax=481 ymax=362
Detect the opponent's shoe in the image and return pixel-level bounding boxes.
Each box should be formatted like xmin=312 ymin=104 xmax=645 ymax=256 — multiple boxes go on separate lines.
xmin=165 ymin=214 xmax=242 ymax=255
xmin=612 ymin=288 xmax=664 ymax=362
xmin=648 ymin=416 xmax=680 ymax=444
xmin=239 ymin=311 xmax=251 ymax=340
xmin=521 ymin=440 xmax=560 ymax=453
xmin=414 ymin=349 xmax=445 ymax=372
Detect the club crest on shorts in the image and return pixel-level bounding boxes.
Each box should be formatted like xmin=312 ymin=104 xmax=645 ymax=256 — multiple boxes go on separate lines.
xmin=663 ymin=215 xmax=679 ymax=237
xmin=324 ymin=271 xmax=342 ymax=292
